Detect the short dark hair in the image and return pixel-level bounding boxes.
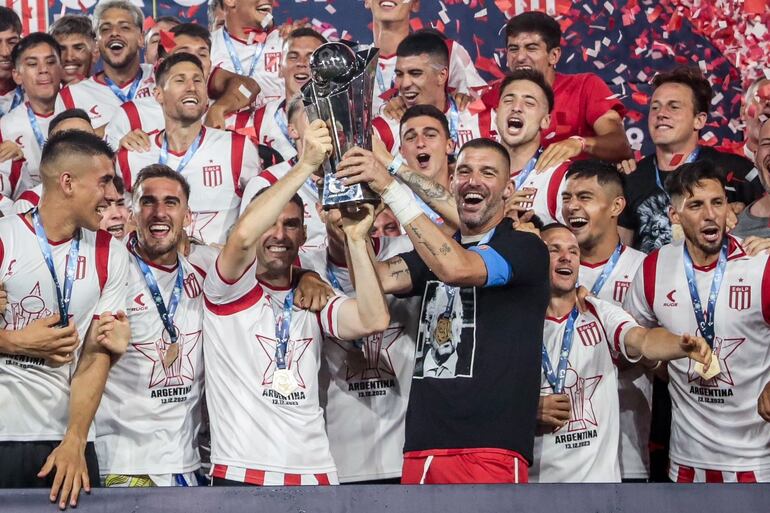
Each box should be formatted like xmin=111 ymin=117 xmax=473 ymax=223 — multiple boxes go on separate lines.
xmin=158 ymin=23 xmax=212 ymax=60
xmin=49 ymin=15 xmax=95 ymax=40
xmin=41 ymin=130 xmax=114 ymax=173
xmin=565 ymin=160 xmax=625 ymax=196
xmin=457 ymin=138 xmax=511 ymax=172
xmin=286 ymin=27 xmax=327 ymax=47
xmin=48 ymin=108 xmax=92 ymax=136
xmin=0 ymin=7 xmax=21 ymax=35
xmin=134 ymin=164 xmax=191 ymax=201
xmin=540 ymin=222 xmax=572 ymax=236
xmin=400 ymin=104 xmax=451 ymax=139
xmin=113 ymin=174 xmax=125 ymax=195
xmin=498 ymin=69 xmax=555 ymax=112
xmin=652 ymin=66 xmax=713 ymax=115
xmin=155 ymin=15 xmax=182 ymax=27
xmin=248 ymin=184 xmax=305 ymax=217
xmin=11 ymin=33 xmax=61 ymax=68
xmin=396 ymin=31 xmax=449 ymax=68
xmin=155 ymin=52 xmax=204 ymax=84
xmin=665 ymin=159 xmax=726 ymax=199
xmin=504 ymin=11 xmax=561 ymax=51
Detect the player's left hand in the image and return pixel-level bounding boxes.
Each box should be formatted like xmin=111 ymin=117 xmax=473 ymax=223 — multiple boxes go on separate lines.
xmin=679 ymin=332 xmax=712 ymax=367
xmin=294 ymin=270 xmax=334 ymax=312
xmin=203 ymin=104 xmax=227 ymax=130
xmin=38 ymin=435 xmax=90 ymax=510
xmin=535 ymin=138 xmax=582 ymax=173
xmin=758 ymin=381 xmax=770 ymax=422
xmin=336 ymin=147 xmax=394 ymax=194
xmin=741 ymin=236 xmax=770 ymax=256
xmin=95 ymin=310 xmax=130 ymax=356
xmin=340 ymin=203 xmax=377 ymax=241
xmin=575 ymin=286 xmax=592 ymax=313
xmin=0 ymin=140 xmax=23 ymax=162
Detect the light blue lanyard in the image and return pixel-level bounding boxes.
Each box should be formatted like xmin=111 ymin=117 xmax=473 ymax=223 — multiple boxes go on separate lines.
xmin=159 ymin=129 xmax=204 ymax=173
xmin=104 ymin=70 xmax=142 ymax=103
xmin=542 ymin=307 xmax=580 ymax=394
xmin=682 ymin=237 xmax=728 ymax=348
xmin=223 ymin=28 xmax=265 ymax=77
xmin=589 ymin=244 xmax=623 ymax=296
xmin=274 ymin=290 xmax=295 ymax=370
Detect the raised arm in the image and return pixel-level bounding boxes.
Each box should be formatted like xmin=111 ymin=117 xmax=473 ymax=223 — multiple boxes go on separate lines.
xmin=205 ymin=68 xmax=261 ymax=128
xmin=217 ymin=120 xmax=331 ymax=282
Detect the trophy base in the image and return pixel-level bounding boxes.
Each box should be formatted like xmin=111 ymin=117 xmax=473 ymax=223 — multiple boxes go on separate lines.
xmin=321 ymin=173 xmax=380 ymax=210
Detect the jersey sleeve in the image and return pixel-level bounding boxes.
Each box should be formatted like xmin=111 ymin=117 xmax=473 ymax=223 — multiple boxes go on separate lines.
xmin=239 ymin=174 xmax=273 ymax=215
xmin=582 ymin=73 xmax=626 ymax=126
xmin=203 ymin=254 xmax=259 ymax=305
xmin=372 ymin=116 xmax=397 ymax=154
xmin=485 ymin=227 xmax=549 ymax=288
xmin=95 ymin=235 xmax=130 ymax=316
xmin=238 ymin=136 xmax=262 ymax=188
xmin=587 ymin=297 xmax=642 ymax=363
xmin=319 ymin=295 xmax=352 ymax=339
xmin=447 ymin=41 xmax=487 ymax=93
xmin=622 ymin=253 xmax=659 ymax=328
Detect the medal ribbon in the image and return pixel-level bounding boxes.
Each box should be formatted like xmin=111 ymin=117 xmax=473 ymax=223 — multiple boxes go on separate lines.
xmin=273 ymin=100 xmax=292 ymax=144
xmin=655 ymin=147 xmax=700 ymax=200
xmin=159 ymin=129 xmax=204 ymax=173
xmin=541 ymin=307 xmax=580 ymax=394
xmin=223 ymin=28 xmax=265 ymax=78
xmin=513 ymin=147 xmax=545 ymax=190
xmin=1 ymin=86 xmax=24 ymax=115
xmin=26 ymin=103 xmax=46 ymax=149
xmin=589 ymin=244 xmax=623 ymax=296
xmin=31 ymin=208 xmax=80 ymax=327
xmin=130 ymin=237 xmax=184 ymax=346
xmin=274 ymin=289 xmax=295 ymax=370
xmin=104 ymin=70 xmax=143 ymax=103
xmin=683 ymin=237 xmax=728 ymax=348
xmin=447 ymin=97 xmax=460 ymax=148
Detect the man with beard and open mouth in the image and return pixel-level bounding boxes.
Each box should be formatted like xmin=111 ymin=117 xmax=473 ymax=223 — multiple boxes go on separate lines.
xmin=624 ymin=159 xmax=770 ymax=483
xmin=338 ymin=137 xmax=549 ymax=483
xmin=115 ymin=53 xmax=260 ymax=246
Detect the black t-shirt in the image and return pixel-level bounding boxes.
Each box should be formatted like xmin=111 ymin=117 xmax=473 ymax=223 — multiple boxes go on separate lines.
xmin=399 ymin=218 xmax=550 ymax=463
xmin=619 ymin=146 xmax=763 ymax=253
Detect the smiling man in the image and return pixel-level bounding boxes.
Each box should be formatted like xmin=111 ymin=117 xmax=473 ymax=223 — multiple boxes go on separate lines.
xmin=115 ymin=53 xmax=259 ymax=246
xmin=0 ymin=7 xmax=22 ymax=117
xmin=49 ymin=15 xmax=98 ymax=85
xmin=0 ymin=33 xmax=63 ymax=185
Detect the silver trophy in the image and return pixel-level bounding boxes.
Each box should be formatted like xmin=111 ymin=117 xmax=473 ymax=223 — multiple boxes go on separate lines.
xmin=301 ymin=42 xmax=380 ymax=208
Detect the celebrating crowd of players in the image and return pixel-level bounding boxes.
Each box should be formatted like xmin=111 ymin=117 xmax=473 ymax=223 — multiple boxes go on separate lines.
xmin=1 ymin=0 xmax=770 ymax=509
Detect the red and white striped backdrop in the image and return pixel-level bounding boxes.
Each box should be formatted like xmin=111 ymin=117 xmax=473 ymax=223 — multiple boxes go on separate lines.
xmin=4 ymin=0 xmax=48 ymax=34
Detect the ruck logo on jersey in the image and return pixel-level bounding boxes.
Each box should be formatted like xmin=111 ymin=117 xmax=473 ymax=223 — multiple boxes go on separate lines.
xmin=729 ymin=285 xmax=751 ymax=311
xmin=184 ymin=273 xmax=202 ymax=298
xmin=577 ymin=321 xmax=602 ymax=347
xmin=264 ymin=52 xmax=281 ymax=73
xmin=65 ymin=255 xmax=87 ymax=280
xmin=203 ymin=165 xmax=222 ymax=187
xmin=613 ymin=280 xmax=630 ymax=303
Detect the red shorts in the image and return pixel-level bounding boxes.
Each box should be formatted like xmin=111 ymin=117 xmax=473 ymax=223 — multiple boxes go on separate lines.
xmin=401 ymin=448 xmax=528 ymax=484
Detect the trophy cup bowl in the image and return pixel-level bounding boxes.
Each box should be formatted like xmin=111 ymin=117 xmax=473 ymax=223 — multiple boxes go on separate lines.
xmin=310 ymin=42 xmax=357 ymax=86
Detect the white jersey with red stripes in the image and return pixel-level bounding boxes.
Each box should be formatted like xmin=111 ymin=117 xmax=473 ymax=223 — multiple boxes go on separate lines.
xmin=116 ymin=127 xmax=260 ymax=245
xmin=372 ymin=40 xmax=487 ymax=116
xmin=203 ymin=256 xmax=349 ymax=476
xmin=579 ymin=245 xmax=651 ymax=479
xmin=210 ymin=27 xmax=284 ymax=106
xmin=623 ymin=235 xmax=770 ymax=478
xmin=0 ymin=214 xmax=129 ymax=441
xmin=13 ymin=182 xmax=40 ymax=214
xmin=54 ymin=64 xmax=156 ymax=129
xmin=300 ymin=235 xmax=419 ymax=482
xmin=95 ymin=240 xmax=206 ymax=475
xmin=0 ymin=158 xmax=30 ymax=216
xmin=511 ymin=161 xmax=569 ymax=225
xmin=531 ymin=296 xmax=637 ymax=483
xmin=0 ymin=102 xmax=52 ymax=184
xmin=240 ymin=162 xmax=326 ymax=253
xmin=373 ymin=102 xmax=496 ymax=156
xmin=104 ymin=97 xmax=164 ymax=151
xmin=229 ymin=99 xmax=296 ymax=162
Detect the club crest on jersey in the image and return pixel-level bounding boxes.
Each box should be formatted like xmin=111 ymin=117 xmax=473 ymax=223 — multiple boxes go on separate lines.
xmin=264 ymin=52 xmax=281 ymax=73
xmin=518 ymin=187 xmax=537 ymax=210
xmin=729 ymin=285 xmax=751 ymax=311
xmin=65 ymin=255 xmax=87 ymax=280
xmin=456 ymin=129 xmax=474 ymax=146
xmin=577 ymin=321 xmax=602 ymax=347
xmin=203 ymin=165 xmax=223 ymax=187
xmin=613 ymin=280 xmax=630 ymax=303
xmin=184 ymin=273 xmax=202 ymax=298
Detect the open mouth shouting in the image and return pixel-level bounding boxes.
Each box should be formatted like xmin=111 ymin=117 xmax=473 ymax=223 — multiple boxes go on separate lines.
xmin=106 ymin=223 xmax=125 ymax=239
xmin=700 ymin=224 xmax=721 ymax=244
xmin=149 ymin=222 xmax=171 ymax=239
xmin=415 ymin=152 xmax=431 ymax=169
xmin=567 ymin=215 xmax=589 ymax=231
xmin=506 ymin=115 xmax=524 ymax=136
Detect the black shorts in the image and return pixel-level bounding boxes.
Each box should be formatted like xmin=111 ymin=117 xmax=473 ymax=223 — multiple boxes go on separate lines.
xmin=0 ymin=440 xmax=100 ymax=488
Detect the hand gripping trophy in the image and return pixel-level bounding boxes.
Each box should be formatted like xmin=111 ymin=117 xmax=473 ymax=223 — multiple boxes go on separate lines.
xmin=301 ymin=42 xmax=381 ymax=208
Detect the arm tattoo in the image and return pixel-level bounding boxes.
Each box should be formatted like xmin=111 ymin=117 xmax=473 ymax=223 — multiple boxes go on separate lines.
xmin=387 ymin=257 xmax=411 ymax=279
xmin=400 ymin=168 xmax=454 ymax=203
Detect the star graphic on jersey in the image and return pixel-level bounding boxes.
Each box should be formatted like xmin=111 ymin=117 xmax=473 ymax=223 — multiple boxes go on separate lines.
xmin=687 ymin=336 xmax=745 ymax=387
xmin=10 ymin=282 xmax=53 ymax=329
xmin=134 ymin=330 xmax=201 ymax=388
xmin=544 ymin=366 xmax=603 ymax=434
xmin=188 ymin=212 xmax=218 ymax=244
xmin=256 ymin=335 xmax=313 ymax=388
xmin=333 ymin=325 xmax=403 ymax=381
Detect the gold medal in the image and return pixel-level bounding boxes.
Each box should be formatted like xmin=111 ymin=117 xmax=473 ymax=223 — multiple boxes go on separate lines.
xmin=695 ymin=357 xmax=721 ymax=381
xmin=273 ymin=368 xmax=299 ymax=397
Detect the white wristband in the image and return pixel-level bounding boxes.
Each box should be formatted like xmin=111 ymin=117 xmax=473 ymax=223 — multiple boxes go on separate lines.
xmin=381 ymin=180 xmax=423 ymax=226
xmin=387 ymin=154 xmax=405 ymax=176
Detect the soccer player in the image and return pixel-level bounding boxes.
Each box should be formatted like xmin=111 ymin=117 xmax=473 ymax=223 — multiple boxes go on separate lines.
xmin=0 ymin=154 xmax=27 ymax=215
xmin=340 ymin=138 xmax=550 ymax=483
xmin=733 ymin=119 xmax=770 ymax=239
xmin=365 ymin=1 xmax=485 ymax=114
xmin=372 ymin=207 xmax=401 ymax=237
xmin=533 ymin=224 xmax=711 ymax=482
xmin=49 ymin=15 xmax=98 ymax=85
xmin=98 ymin=176 xmax=129 ymax=240
xmin=482 ymin=11 xmax=631 ymax=167
xmin=230 ymin=27 xmax=326 ymax=162
xmin=0 ymin=7 xmax=22 ymax=117
xmin=624 ymin=159 xmax=770 ymax=482
xmin=372 ymin=32 xmax=495 ymax=156
xmin=143 ymin=16 xmax=181 ymax=66
xmin=210 ymin=0 xmax=284 ymax=105
xmin=560 ymin=160 xmax=651 ymax=481
xmin=208 ymin=0 xmax=226 ymax=32
xmin=619 ymin=67 xmax=763 ymax=253
xmin=0 ymin=33 xmax=63 ymax=185
xmin=115 ymin=53 xmax=260 ymax=245
xmin=204 ymin=119 xmax=390 ymax=485
xmin=0 ymin=130 xmax=130 ymax=508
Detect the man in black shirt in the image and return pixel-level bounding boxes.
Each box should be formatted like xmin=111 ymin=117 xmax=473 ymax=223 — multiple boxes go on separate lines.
xmin=337 ymin=138 xmax=550 ymax=484
xmin=619 ymin=66 xmax=763 ymax=253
